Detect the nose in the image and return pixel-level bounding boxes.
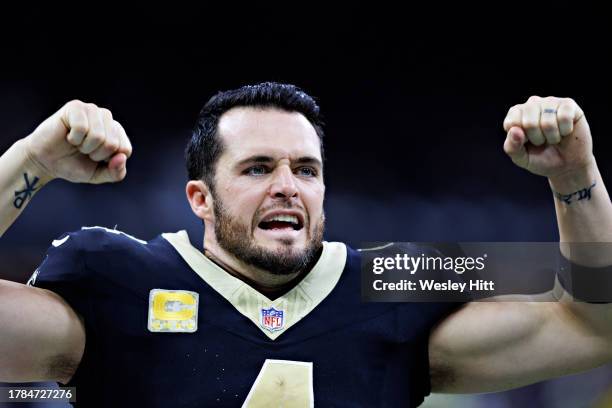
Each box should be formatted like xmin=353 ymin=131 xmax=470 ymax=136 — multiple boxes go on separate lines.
xmin=268 ymin=165 xmax=298 ymax=199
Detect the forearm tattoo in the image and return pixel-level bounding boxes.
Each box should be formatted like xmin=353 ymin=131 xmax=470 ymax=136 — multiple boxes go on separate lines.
xmin=13 ymin=172 xmax=40 ymax=209
xmin=554 ymin=182 xmax=596 ymax=205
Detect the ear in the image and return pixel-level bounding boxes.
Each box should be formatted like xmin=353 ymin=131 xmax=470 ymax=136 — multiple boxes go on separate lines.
xmin=186 ymin=180 xmax=215 ymax=222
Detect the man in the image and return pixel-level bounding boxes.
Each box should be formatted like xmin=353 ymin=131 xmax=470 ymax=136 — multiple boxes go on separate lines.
xmin=0 ymin=83 xmax=610 ymax=407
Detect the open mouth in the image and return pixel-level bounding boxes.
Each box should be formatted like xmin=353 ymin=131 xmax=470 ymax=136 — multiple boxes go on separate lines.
xmin=258 ymin=214 xmax=304 ymax=231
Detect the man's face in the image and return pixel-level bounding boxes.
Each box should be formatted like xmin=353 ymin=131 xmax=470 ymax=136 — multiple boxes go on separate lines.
xmin=209 ymin=107 xmax=325 ymax=275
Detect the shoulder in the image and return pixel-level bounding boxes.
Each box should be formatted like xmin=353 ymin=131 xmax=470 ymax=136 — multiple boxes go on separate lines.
xmin=33 ymin=227 xmax=182 ymax=297
xmin=45 ymin=225 xmax=167 ymax=261
xmin=61 ymin=226 xmax=149 ymax=251
xmin=33 ymin=226 xmax=149 ymax=270
xmin=33 ymin=226 xmax=165 ymax=284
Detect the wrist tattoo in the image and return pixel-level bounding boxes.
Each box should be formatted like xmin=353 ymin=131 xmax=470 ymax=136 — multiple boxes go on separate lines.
xmin=13 ymin=173 xmax=40 ymax=209
xmin=554 ymin=182 xmax=596 ymax=205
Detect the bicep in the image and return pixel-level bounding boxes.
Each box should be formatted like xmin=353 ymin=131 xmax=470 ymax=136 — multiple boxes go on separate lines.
xmin=0 ymin=279 xmax=85 ymax=384
xmin=429 ymin=299 xmax=612 ymax=393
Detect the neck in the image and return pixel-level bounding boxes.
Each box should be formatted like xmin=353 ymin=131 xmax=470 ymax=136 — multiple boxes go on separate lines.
xmin=202 ymin=246 xmax=320 ymax=300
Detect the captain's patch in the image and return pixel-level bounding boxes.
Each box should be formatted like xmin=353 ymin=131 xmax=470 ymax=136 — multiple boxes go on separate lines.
xmin=148 ymin=289 xmax=199 ymax=333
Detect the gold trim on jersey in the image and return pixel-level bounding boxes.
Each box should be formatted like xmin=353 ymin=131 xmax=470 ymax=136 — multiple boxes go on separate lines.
xmin=162 ymin=231 xmax=347 ymax=340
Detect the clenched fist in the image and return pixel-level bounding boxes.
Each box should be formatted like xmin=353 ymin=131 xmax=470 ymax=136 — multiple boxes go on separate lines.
xmin=503 ymin=96 xmax=594 ymax=178
xmin=24 ymin=100 xmax=132 ymax=184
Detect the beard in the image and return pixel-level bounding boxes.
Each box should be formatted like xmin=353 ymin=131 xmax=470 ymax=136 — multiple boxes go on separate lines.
xmin=213 ymin=197 xmax=325 ymax=276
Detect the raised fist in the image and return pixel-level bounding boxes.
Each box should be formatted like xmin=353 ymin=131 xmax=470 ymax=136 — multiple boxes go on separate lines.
xmin=503 ymin=96 xmax=594 ymax=178
xmin=24 ymin=100 xmax=132 ymax=184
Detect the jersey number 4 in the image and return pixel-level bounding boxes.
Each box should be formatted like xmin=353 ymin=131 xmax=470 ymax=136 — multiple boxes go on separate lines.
xmin=242 ymin=359 xmax=314 ymax=408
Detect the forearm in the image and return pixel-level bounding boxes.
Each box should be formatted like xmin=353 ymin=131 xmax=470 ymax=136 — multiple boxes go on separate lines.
xmin=549 ymin=159 xmax=612 ymax=265
xmin=550 ymin=160 xmax=612 ymax=342
xmin=0 ymin=139 xmax=52 ymax=237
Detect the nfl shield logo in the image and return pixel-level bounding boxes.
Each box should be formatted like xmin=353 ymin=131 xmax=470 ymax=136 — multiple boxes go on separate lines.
xmin=260 ymin=307 xmax=284 ymax=332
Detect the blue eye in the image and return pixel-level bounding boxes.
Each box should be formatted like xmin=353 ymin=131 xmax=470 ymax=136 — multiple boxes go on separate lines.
xmin=245 ymin=165 xmax=268 ymax=176
xmin=296 ymin=167 xmax=317 ymax=177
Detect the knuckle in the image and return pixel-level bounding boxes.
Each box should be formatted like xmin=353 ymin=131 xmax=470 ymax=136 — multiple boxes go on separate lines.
xmin=123 ymin=142 xmax=133 ymax=157
xmin=503 ymin=120 xmax=517 ymax=131
xmin=526 ymin=127 xmax=543 ymax=137
xmin=87 ymin=131 xmax=105 ymax=145
xmin=66 ymin=99 xmax=85 ymax=109
xmin=88 ymin=153 xmax=105 ymax=162
xmin=99 ymin=107 xmax=113 ymax=120
xmin=530 ymin=132 xmax=545 ymax=143
xmin=105 ymin=140 xmax=120 ymax=152
xmin=122 ymin=136 xmax=132 ymax=149
xmin=113 ymin=120 xmax=126 ymax=135
xmin=563 ymin=97 xmax=576 ymax=105
xmin=540 ymin=121 xmax=557 ymax=132
xmin=71 ymin=123 xmax=88 ymax=135
xmin=522 ymin=119 xmax=538 ymax=129
xmin=507 ymin=104 xmax=523 ymax=117
xmin=64 ymin=100 xmax=88 ymax=120
xmin=527 ymin=95 xmax=541 ymax=102
xmin=527 ymin=126 xmax=543 ymax=135
xmin=507 ymin=104 xmax=521 ymax=114
xmin=505 ymin=106 xmax=521 ymax=122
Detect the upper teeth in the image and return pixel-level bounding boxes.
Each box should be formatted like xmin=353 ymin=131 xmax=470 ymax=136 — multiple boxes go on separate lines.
xmin=267 ymin=215 xmax=299 ymax=224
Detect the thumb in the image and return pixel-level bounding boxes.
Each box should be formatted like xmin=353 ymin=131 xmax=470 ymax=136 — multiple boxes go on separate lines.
xmin=503 ymin=126 xmax=529 ymax=169
xmin=89 ymin=153 xmax=128 ymax=184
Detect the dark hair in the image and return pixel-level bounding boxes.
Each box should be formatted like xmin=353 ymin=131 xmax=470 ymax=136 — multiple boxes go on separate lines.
xmin=185 ymin=82 xmax=325 ymax=191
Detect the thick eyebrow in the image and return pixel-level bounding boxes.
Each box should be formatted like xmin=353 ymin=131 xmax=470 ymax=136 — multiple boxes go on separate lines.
xmin=235 ymin=155 xmax=275 ymax=167
xmin=235 ymin=155 xmax=323 ymax=169
xmin=294 ymin=157 xmax=323 ymax=168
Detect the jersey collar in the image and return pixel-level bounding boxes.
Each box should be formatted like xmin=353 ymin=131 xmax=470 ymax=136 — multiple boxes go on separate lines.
xmin=162 ymin=231 xmax=347 ymax=340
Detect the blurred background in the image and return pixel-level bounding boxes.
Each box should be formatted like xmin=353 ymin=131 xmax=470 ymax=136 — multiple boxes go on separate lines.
xmin=0 ymin=4 xmax=611 ymax=407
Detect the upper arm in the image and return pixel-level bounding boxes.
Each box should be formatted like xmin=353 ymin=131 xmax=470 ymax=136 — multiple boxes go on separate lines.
xmin=0 ymin=279 xmax=85 ymax=384
xmin=429 ymin=299 xmax=612 ymax=393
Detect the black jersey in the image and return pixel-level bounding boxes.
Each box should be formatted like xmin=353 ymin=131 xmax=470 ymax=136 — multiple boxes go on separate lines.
xmin=31 ymin=227 xmax=462 ymax=407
